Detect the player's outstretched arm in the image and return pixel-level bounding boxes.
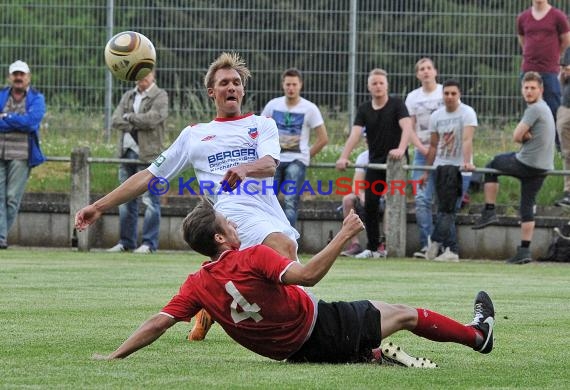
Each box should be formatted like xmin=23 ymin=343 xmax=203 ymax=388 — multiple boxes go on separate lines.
xmin=75 ymin=169 xmax=155 ymax=231
xmin=282 ymin=210 xmax=364 ymax=286
xmin=93 ymin=314 xmax=177 ymax=360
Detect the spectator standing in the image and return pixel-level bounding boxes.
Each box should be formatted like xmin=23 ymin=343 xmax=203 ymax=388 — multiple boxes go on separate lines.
xmin=261 ymin=68 xmax=328 ymax=228
xmin=555 ymin=49 xmax=570 ymax=207
xmin=107 ymin=71 xmax=168 ymax=254
xmin=420 ymin=80 xmax=477 ymax=262
xmin=0 ymin=60 xmax=46 ymax=249
xmin=472 ymin=72 xmax=555 ymax=265
xmin=336 ymin=68 xmax=412 ymax=259
xmin=517 ymin=0 xmax=570 ymax=147
xmin=405 ymin=58 xmax=444 ymax=258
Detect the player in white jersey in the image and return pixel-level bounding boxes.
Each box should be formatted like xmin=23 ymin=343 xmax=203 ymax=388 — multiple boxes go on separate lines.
xmin=150 ymin=112 xmax=299 ymax=249
xmin=75 ymin=52 xmax=299 ymax=340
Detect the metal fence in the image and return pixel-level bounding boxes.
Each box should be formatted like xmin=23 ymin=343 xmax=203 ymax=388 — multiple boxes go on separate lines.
xmin=1 ymin=0 xmax=567 ymax=136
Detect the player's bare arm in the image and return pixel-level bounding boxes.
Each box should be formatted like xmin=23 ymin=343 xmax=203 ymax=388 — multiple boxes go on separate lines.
xmin=282 ymin=210 xmax=364 ymax=286
xmin=75 ymin=169 xmax=155 ymax=231
xmin=93 ymin=313 xmax=177 ymax=360
xmin=221 ymin=155 xmax=277 ymax=189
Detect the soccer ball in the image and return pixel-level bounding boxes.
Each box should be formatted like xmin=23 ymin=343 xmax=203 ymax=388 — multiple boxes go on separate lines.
xmin=104 ymin=31 xmax=156 ymax=81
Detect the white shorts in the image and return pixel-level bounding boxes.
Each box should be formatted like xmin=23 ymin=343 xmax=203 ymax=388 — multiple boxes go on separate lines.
xmin=215 ymin=193 xmax=300 ymax=250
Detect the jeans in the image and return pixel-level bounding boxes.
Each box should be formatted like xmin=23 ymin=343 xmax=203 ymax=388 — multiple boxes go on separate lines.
xmin=411 ymin=152 xmax=432 ymax=248
xmin=274 ymin=160 xmax=306 ymax=228
xmin=0 ymin=159 xmax=30 ymax=245
xmin=538 ymin=72 xmax=561 ymax=121
xmin=425 ymin=170 xmax=471 ymax=253
xmin=118 ymin=149 xmax=161 ymax=250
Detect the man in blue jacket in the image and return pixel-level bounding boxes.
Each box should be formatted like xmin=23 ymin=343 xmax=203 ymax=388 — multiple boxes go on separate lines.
xmin=0 ymin=60 xmax=46 ymax=249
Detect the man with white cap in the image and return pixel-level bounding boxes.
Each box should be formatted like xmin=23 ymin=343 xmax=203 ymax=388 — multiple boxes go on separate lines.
xmin=0 ymin=60 xmax=46 ymax=249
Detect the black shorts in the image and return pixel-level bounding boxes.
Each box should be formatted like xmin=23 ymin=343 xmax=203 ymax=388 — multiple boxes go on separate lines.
xmin=287 ymin=300 xmax=381 ymax=363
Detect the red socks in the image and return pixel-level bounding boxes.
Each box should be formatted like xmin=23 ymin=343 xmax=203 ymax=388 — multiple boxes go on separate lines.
xmin=412 ymin=308 xmax=480 ymax=348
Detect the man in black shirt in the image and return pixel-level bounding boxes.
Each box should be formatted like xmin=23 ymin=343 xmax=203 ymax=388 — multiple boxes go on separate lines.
xmin=336 ymin=68 xmax=412 ymax=258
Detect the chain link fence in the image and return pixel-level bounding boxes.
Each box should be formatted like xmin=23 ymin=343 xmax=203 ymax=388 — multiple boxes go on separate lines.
xmin=1 ymin=0 xmax=566 ymax=138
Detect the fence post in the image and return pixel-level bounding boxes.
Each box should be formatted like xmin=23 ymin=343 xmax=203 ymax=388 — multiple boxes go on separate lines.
xmin=70 ymin=147 xmax=90 ymax=251
xmin=386 ymin=158 xmax=406 ymax=257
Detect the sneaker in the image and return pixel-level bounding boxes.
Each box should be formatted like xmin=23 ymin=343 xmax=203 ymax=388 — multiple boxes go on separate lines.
xmin=434 ymin=247 xmax=459 ymax=262
xmin=373 ymin=342 xmax=437 ymax=368
xmin=188 ymin=309 xmax=214 ymax=341
xmin=506 ymin=246 xmax=532 ymax=265
xmin=107 ymin=243 xmax=129 ymax=252
xmin=341 ymin=242 xmax=363 ymax=257
xmin=425 ymin=237 xmax=441 ymax=260
xmin=413 ymin=246 xmax=428 ymax=259
xmin=554 ymin=192 xmax=570 ymax=208
xmin=355 ymin=249 xmax=382 ymax=259
xmin=376 ymin=243 xmax=388 ymax=258
xmin=468 ymin=291 xmax=495 ymax=354
xmin=133 ymin=244 xmax=153 ymax=254
xmin=472 ymin=208 xmax=499 ymax=230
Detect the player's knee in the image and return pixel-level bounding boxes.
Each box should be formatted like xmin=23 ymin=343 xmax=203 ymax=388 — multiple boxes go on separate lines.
xmin=391 ymin=304 xmax=418 ymax=329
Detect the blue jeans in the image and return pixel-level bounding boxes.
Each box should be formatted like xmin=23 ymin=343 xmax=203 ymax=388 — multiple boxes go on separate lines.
xmin=425 ymin=170 xmax=471 ymax=253
xmin=411 ymin=152 xmax=432 ymax=248
xmin=118 ymin=149 xmax=161 ymax=250
xmin=0 ymin=159 xmax=30 ymax=245
xmin=274 ymin=160 xmax=306 ymax=228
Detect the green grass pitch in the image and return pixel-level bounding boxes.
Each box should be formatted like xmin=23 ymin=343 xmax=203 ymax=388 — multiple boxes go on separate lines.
xmin=1 ymin=248 xmax=569 ymax=389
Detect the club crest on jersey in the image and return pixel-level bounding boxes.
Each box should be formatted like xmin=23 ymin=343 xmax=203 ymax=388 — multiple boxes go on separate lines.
xmin=248 ymin=128 xmax=258 ymax=139
xmin=201 ymin=135 xmax=216 ymax=142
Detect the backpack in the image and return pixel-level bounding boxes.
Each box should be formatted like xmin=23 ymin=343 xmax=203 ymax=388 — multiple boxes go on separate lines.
xmin=537 ymin=223 xmax=570 ymax=262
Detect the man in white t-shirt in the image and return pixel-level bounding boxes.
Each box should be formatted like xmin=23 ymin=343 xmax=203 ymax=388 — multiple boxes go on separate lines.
xmin=419 ymin=80 xmax=477 ymax=261
xmin=74 ymin=52 xmax=299 ymax=341
xmin=405 ymin=58 xmax=444 ymax=258
xmin=261 ymin=68 xmax=328 ymax=228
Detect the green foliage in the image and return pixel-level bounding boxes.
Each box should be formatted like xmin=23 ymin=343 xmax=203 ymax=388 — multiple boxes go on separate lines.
xmin=1 ymin=249 xmax=569 ymax=388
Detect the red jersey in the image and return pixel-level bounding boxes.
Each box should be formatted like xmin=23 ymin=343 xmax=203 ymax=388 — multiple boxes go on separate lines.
xmin=517 ymin=7 xmax=570 ymax=73
xmin=161 ymin=245 xmax=317 ymax=361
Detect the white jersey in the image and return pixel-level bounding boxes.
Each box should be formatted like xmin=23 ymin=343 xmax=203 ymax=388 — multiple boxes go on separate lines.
xmin=148 ymin=113 xmax=299 ymax=248
xmin=261 ymin=96 xmax=324 ymax=166
xmin=429 ymin=103 xmax=478 ymax=168
xmin=405 ymin=84 xmax=444 ymax=147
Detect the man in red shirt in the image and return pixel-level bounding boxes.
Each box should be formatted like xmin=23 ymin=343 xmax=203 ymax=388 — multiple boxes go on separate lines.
xmin=93 ymin=199 xmax=495 ymax=365
xmin=517 ymin=0 xmax=570 ymax=147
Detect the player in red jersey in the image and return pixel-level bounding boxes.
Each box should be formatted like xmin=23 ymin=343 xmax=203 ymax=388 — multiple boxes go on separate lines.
xmin=93 ymin=199 xmax=495 ymax=365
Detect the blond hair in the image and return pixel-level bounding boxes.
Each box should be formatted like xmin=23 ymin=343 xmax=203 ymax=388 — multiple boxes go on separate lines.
xmin=368 ymin=68 xmax=388 ymax=78
xmin=204 ymin=52 xmax=251 ymax=89
xmin=414 ymin=57 xmax=435 ymax=73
